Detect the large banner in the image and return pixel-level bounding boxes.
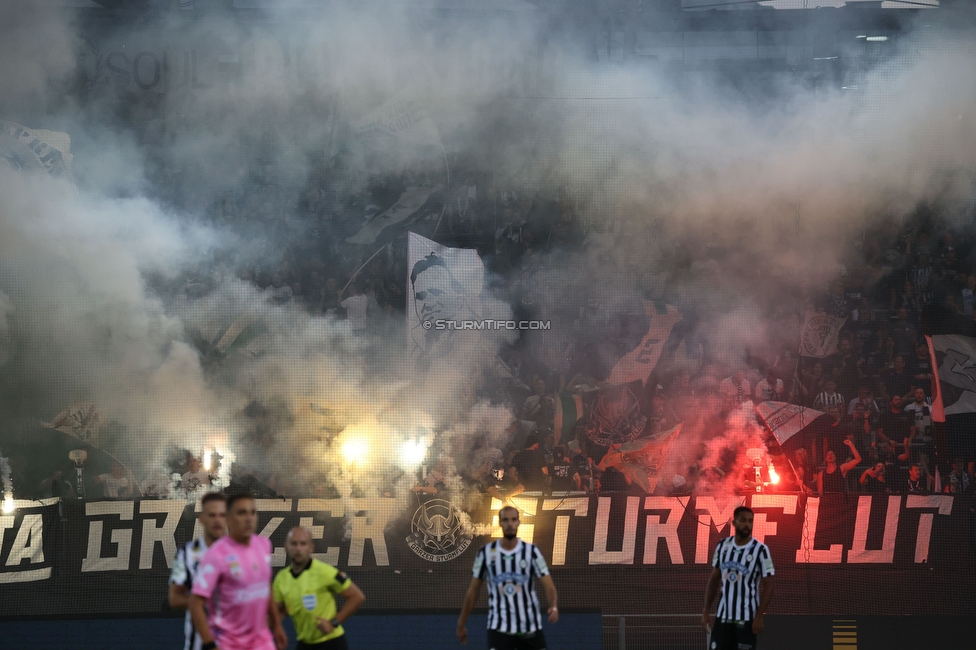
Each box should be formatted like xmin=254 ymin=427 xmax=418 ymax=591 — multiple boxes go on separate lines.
xmin=0 ymin=494 xmax=971 ymax=618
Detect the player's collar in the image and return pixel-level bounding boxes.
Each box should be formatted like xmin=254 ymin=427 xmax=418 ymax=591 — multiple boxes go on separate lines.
xmin=290 ymin=558 xmax=313 ymax=578
xmin=498 ymin=539 xmax=523 ymax=554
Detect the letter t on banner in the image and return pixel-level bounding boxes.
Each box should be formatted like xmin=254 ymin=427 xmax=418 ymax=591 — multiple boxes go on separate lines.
xmin=542 ymin=498 xmax=588 ymax=566
xmin=906 ymin=495 xmax=953 ymax=563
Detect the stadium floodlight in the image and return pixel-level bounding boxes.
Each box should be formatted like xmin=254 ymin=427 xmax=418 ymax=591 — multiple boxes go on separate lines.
xmin=866 ymin=36 xmax=889 ymax=42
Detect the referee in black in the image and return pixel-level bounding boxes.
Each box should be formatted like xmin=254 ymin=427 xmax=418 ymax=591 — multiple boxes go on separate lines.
xmin=457 ymin=505 xmax=558 ymax=649
xmin=702 ymin=505 xmax=775 ymax=650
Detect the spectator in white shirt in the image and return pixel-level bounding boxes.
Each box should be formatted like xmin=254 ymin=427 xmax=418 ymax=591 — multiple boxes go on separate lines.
xmin=719 ymin=370 xmax=751 ymax=407
xmin=754 ymin=370 xmax=784 ymax=402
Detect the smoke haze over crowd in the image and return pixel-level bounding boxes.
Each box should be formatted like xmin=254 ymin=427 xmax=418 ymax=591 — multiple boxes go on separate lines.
xmin=1 ymin=0 xmax=975 ymax=507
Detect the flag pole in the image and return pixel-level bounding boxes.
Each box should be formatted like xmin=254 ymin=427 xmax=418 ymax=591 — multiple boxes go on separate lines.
xmin=342 ymin=242 xmax=391 ymax=294
xmin=433 ymin=144 xmax=451 ymax=234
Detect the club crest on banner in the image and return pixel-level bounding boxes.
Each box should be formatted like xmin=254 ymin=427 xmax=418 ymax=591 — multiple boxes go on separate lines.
xmin=405 ymin=499 xmax=471 ymax=562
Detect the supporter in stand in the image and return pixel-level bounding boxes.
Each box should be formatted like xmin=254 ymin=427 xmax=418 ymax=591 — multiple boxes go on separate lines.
xmin=817 ymin=439 xmax=862 ymax=494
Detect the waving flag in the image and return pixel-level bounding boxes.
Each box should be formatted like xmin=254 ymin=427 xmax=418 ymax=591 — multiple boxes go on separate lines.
xmin=606 ymin=301 xmax=682 ymax=385
xmin=553 ymin=392 xmax=584 ymax=446
xmin=755 ymin=400 xmax=824 ymax=446
xmin=922 ymin=335 xmax=976 ymax=459
xmin=346 ymin=185 xmax=440 ymax=245
xmin=42 ymin=402 xmax=100 ymax=447
xmin=353 ymin=88 xmax=443 ymax=149
xmin=0 ymin=121 xmax=72 ymax=179
xmin=799 ymin=311 xmax=846 ymax=358
xmin=597 ymin=424 xmax=682 ymax=493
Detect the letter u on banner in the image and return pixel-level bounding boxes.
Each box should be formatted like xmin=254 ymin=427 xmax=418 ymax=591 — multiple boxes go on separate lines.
xmin=848 ymin=496 xmax=901 ymax=563
xmin=588 ymin=497 xmax=640 ymax=564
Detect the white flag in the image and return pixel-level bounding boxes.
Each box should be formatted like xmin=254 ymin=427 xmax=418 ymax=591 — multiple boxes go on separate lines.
xmin=755 ymin=401 xmax=824 ymax=446
xmin=407 ymin=232 xmax=484 ymax=358
xmin=353 ymin=89 xmax=442 ymax=149
xmin=0 ymin=121 xmax=73 ymax=179
xmin=42 ymin=402 xmax=100 ymax=447
xmin=798 ymin=311 xmax=846 ymax=358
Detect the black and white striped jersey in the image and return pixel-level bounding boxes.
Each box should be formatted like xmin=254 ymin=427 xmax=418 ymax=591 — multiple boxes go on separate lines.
xmin=472 ymin=540 xmax=550 ymax=635
xmin=169 ymin=537 xmax=210 ymax=650
xmin=712 ymin=537 xmax=774 ymax=622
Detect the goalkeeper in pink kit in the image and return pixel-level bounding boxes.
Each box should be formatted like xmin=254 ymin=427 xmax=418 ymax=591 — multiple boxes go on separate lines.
xmin=190 ymin=493 xmax=288 ymax=650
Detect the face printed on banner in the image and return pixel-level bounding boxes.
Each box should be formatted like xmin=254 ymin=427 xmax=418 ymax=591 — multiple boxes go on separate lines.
xmin=411 ymin=254 xmax=467 ymax=325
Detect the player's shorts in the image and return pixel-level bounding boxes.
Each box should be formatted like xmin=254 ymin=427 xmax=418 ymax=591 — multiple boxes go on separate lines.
xmin=709 ymin=620 xmax=757 ymax=650
xmin=487 ymin=628 xmax=548 ymax=650
xmin=297 ymin=635 xmax=349 ymax=650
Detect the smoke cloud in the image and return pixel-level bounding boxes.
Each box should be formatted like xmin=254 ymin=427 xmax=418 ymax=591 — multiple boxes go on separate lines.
xmin=0 ymin=2 xmax=974 ymax=512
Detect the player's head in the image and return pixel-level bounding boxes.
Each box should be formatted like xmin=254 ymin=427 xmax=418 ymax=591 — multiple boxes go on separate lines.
xmin=498 ymin=505 xmax=520 ymax=540
xmin=732 ymin=506 xmax=754 ymax=539
xmin=285 ymin=526 xmax=314 ymax=566
xmin=225 ymin=492 xmax=257 ymax=543
xmin=199 ymin=492 xmax=227 ymax=543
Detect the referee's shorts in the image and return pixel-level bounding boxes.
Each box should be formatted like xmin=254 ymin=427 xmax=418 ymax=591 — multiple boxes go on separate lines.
xmin=486 ymin=628 xmax=548 ymax=650
xmin=297 ymin=636 xmax=349 ymax=650
xmin=709 ymin=619 xmax=757 ymax=650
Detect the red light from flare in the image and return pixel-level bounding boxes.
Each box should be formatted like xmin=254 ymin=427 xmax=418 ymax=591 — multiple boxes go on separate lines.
xmin=768 ymin=464 xmax=780 ymax=485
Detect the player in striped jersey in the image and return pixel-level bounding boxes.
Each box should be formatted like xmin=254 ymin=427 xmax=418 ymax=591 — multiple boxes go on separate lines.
xmin=169 ymin=492 xmax=227 ymax=650
xmin=702 ymin=506 xmax=775 ymax=650
xmin=457 ymin=505 xmax=558 ymax=650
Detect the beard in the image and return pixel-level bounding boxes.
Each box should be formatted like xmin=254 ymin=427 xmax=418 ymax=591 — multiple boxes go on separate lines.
xmin=503 ymin=531 xmax=517 ymax=540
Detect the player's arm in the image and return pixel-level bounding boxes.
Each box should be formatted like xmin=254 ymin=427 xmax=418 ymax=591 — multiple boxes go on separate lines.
xmin=539 ymin=575 xmax=559 ymax=623
xmin=168 ymin=549 xmax=189 ymax=609
xmin=752 ymin=575 xmax=775 ymax=634
xmin=334 ymin=581 xmax=366 ymax=625
xmin=701 ymin=567 xmax=721 ymax=632
xmin=168 ymin=583 xmax=189 ymax=610
xmin=457 ymin=577 xmax=483 ymax=644
xmin=189 ymin=595 xmax=215 ymax=646
xmin=267 ymin=596 xmax=287 ymax=650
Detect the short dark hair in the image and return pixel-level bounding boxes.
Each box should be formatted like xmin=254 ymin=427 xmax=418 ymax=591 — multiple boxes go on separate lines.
xmin=225 ymin=492 xmax=254 ymax=512
xmin=201 ymin=492 xmax=226 ymax=508
xmin=499 ymin=504 xmax=519 ymax=518
xmin=733 ymin=505 xmax=753 ymax=521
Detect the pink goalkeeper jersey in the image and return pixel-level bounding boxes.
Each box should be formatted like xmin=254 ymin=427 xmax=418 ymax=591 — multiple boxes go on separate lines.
xmin=191 ymin=534 xmax=275 ymax=650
